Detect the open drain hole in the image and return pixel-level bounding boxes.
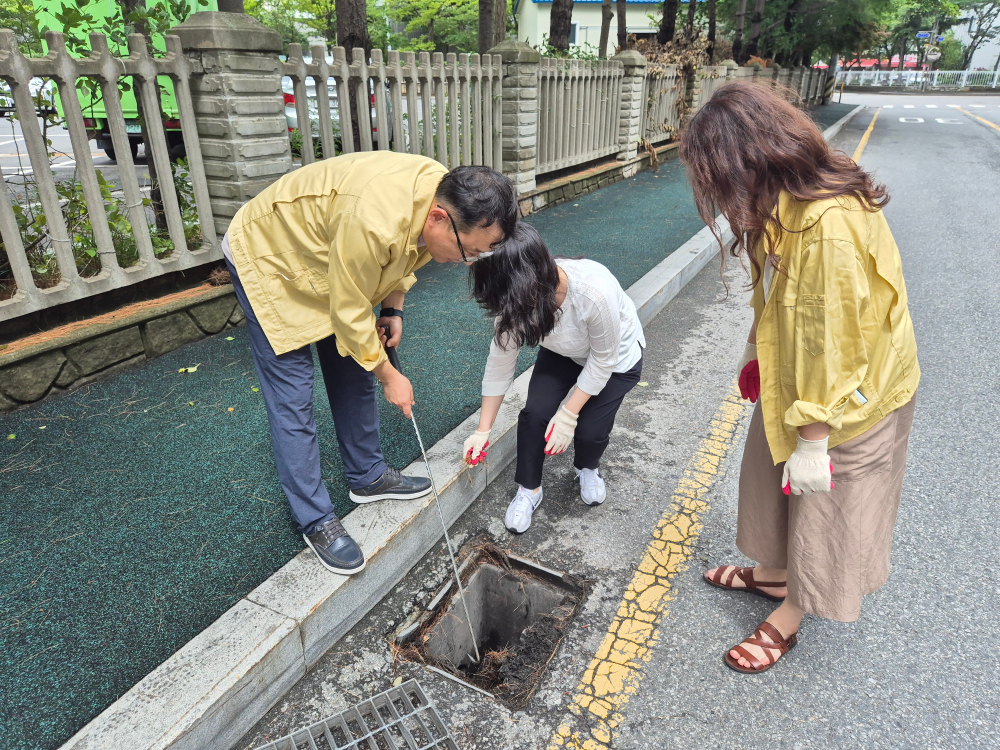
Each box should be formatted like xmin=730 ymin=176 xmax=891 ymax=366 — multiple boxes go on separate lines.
xmin=393 ymin=542 xmax=586 ymax=708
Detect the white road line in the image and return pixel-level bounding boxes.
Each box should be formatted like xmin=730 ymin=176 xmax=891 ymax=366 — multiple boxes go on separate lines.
xmin=899 ymin=117 xmax=925 ymax=123
xmin=948 ymin=104 xmax=961 ymax=108
xmin=935 ymin=118 xmax=963 ymax=124
xmin=926 ymin=104 xmax=938 ymax=108
xmin=970 ymin=104 xmax=986 ymax=108
xmin=883 ymin=105 xmax=894 ymax=108
xmin=904 ymin=104 xmax=915 ymax=108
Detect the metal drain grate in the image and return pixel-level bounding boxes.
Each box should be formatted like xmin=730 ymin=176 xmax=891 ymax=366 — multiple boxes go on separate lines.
xmin=253 ymin=680 xmax=459 ymax=750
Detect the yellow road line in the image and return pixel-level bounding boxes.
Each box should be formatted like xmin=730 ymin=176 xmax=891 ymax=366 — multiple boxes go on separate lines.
xmin=547 ymin=387 xmax=751 ymax=750
xmin=852 ymin=108 xmax=881 ymax=163
xmin=954 ymin=106 xmax=1000 ymax=133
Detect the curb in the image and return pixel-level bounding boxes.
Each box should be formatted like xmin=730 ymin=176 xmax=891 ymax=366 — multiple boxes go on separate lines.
xmin=62 ymin=107 xmax=852 ymax=749
xmin=58 ymin=218 xmax=734 ymax=750
xmin=821 ymin=103 xmax=864 ymax=141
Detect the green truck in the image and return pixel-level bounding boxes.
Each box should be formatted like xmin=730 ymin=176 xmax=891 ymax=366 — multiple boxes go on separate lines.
xmin=38 ymin=0 xmax=219 ymax=162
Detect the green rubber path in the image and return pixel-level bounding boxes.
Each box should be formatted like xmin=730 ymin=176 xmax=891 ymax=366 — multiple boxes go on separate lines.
xmin=0 ymin=107 xmax=838 ymax=750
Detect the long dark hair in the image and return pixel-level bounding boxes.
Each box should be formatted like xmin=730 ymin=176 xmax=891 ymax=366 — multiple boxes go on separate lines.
xmin=469 ymin=222 xmax=560 ymax=350
xmin=680 ymin=80 xmax=889 ymax=285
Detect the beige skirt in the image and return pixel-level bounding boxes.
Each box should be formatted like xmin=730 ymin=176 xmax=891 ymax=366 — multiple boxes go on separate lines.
xmin=735 ymin=395 xmax=916 ymax=622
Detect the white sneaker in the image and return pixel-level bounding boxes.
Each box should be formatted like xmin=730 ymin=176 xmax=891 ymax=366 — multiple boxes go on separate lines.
xmin=576 ymin=467 xmax=606 ymax=506
xmin=504 ymin=485 xmax=543 ymax=534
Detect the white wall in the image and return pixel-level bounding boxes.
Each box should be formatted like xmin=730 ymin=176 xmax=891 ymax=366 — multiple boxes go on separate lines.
xmin=953 ymin=16 xmax=1000 ymax=70
xmin=516 ymin=1 xmax=658 ymax=53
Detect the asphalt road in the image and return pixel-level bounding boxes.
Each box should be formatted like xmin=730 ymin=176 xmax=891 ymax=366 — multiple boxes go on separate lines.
xmin=239 ymin=93 xmax=1000 ymax=750
xmin=612 ymin=94 xmax=1000 ymax=748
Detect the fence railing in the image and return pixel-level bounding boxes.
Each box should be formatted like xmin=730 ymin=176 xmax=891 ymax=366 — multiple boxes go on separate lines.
xmin=537 ymin=58 xmax=624 ymax=175
xmin=282 ymin=45 xmax=503 ymax=169
xmin=697 ymin=65 xmax=729 ymax=108
xmin=0 ymin=30 xmax=217 ymax=322
xmin=836 ymin=69 xmax=1000 ymax=89
xmin=0 ymin=20 xmax=838 ymax=324
xmin=641 ymin=64 xmax=683 ymax=144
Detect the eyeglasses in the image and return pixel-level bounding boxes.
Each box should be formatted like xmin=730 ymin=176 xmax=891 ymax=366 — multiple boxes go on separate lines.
xmin=439 ymin=205 xmax=493 ymax=263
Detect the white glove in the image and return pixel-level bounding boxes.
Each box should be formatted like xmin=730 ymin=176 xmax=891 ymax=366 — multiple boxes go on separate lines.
xmin=737 ymin=342 xmax=757 ymax=373
xmin=463 ymin=429 xmax=490 ymax=465
xmin=781 ymin=435 xmax=834 ymax=495
xmin=544 ymin=406 xmax=578 ymax=455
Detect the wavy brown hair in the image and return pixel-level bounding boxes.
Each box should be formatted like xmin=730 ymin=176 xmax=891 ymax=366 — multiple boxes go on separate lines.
xmin=680 ymin=80 xmax=889 ymax=286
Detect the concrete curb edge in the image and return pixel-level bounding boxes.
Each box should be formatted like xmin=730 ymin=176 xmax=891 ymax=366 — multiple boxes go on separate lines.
xmin=821 ymin=103 xmax=865 ymax=141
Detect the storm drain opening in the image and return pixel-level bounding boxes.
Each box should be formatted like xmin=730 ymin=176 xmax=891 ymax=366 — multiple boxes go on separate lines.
xmin=252 ymin=679 xmax=458 ymax=750
xmin=393 ymin=542 xmax=586 ymax=708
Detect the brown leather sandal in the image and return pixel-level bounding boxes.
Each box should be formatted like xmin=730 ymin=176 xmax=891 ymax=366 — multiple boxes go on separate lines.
xmin=724 ymin=621 xmax=798 ymax=674
xmin=703 ymin=566 xmax=786 ymax=602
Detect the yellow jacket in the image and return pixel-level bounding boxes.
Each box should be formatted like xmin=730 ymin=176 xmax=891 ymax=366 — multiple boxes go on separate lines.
xmin=226 ymin=152 xmax=448 ymax=369
xmin=753 ymin=192 xmax=920 ymax=464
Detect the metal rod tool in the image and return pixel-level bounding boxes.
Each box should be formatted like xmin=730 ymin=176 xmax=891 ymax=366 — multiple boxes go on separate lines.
xmin=384 ymin=331 xmax=481 ymax=664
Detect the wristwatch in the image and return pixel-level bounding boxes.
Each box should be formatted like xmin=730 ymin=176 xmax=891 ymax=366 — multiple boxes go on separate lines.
xmin=380 ymin=307 xmax=403 ymax=319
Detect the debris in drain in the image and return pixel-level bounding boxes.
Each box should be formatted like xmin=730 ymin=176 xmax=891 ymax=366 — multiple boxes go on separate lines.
xmin=392 ymin=542 xmax=586 ymax=708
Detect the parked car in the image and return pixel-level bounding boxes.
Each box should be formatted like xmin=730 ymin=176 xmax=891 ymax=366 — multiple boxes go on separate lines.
xmin=282 ymin=77 xmax=393 ymax=150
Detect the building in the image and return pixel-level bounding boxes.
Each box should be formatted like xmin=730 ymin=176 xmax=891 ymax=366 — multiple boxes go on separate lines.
xmin=514 ymin=0 xmax=663 ymax=54
xmin=952 ymin=14 xmax=1000 ymax=70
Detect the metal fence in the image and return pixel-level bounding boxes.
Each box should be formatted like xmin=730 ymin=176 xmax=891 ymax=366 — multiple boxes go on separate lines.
xmin=0 ymin=30 xmax=217 ymax=321
xmin=641 ymin=64 xmax=684 ymax=144
xmin=282 ymin=45 xmax=503 ymax=169
xmin=836 ymin=69 xmax=1000 ymax=89
xmin=537 ymin=57 xmax=624 ymax=175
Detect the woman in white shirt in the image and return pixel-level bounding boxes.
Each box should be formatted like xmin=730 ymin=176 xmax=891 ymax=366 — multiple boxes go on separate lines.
xmin=462 ymin=223 xmax=645 ymax=533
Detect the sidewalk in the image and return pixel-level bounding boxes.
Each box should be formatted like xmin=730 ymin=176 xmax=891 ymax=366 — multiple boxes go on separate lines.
xmin=0 ymin=108 xmax=843 ymax=750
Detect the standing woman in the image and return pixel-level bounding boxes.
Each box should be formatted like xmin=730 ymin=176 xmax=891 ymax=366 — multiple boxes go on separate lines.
xmin=462 ymin=223 xmax=645 ymax=534
xmin=682 ymin=82 xmax=920 ymax=673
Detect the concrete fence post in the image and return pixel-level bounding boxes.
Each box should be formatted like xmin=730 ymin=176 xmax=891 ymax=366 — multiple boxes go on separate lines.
xmin=611 ymin=50 xmax=647 ymax=161
xmin=171 ymin=12 xmax=292 ymax=237
xmin=489 ymin=40 xmax=540 ymax=196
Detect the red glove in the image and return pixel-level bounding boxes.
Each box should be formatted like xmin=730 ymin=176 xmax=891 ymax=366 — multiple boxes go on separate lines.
xmin=737 ymin=343 xmax=760 ymax=403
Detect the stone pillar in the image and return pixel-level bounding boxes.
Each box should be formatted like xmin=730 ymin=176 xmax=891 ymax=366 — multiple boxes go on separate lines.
xmin=171 ymin=12 xmax=292 ymax=236
xmin=489 ymin=40 xmax=540 ymax=196
xmin=612 ymin=50 xmax=647 ymax=162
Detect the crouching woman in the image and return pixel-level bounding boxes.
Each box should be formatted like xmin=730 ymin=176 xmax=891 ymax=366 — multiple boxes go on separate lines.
xmin=462 ymin=223 xmax=645 ymax=534
xmin=682 ymin=81 xmax=921 ymax=673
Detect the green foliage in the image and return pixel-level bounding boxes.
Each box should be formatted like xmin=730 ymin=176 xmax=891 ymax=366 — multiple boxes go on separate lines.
xmin=538 ymin=34 xmax=601 ymax=60
xmin=380 ymin=0 xmax=513 ymax=53
xmin=936 ymin=30 xmax=966 ymax=68
xmin=245 ymin=0 xmax=311 ymax=52
xmin=0 ymin=0 xmax=44 ymax=54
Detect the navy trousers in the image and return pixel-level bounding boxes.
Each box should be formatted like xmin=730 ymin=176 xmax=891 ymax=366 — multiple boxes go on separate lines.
xmin=226 ymin=257 xmax=387 ymax=534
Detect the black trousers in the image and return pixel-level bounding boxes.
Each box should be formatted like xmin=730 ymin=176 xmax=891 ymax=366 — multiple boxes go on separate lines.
xmin=515 ymin=347 xmax=643 ymax=489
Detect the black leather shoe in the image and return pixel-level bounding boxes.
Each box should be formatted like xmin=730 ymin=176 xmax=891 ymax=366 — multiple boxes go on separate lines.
xmin=303 ymin=518 xmax=366 ymax=575
xmin=348 ymin=467 xmax=432 ymax=503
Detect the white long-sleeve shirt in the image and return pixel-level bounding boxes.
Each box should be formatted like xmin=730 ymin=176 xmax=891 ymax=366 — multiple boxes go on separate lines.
xmin=481 ymin=258 xmax=645 ymax=397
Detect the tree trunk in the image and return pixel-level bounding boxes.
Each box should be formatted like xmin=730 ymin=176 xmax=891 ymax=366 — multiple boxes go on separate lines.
xmin=479 ymin=0 xmax=495 ymax=54
xmin=616 ymin=0 xmax=628 ymax=51
xmin=657 ymin=0 xmax=678 ymax=45
xmin=599 ymin=0 xmax=613 ymax=58
xmin=732 ymin=0 xmax=746 ymax=62
xmin=706 ymin=0 xmax=716 ymax=61
xmin=492 ymin=0 xmax=507 ymax=47
xmin=686 ymin=0 xmax=697 ymax=37
xmin=479 ymin=0 xmax=508 ymax=54
xmin=336 ymin=0 xmax=371 ymax=150
xmin=745 ymin=0 xmax=765 ymax=60
xmin=549 ymin=0 xmax=574 ymax=52
xmin=336 ymin=0 xmax=371 ymax=54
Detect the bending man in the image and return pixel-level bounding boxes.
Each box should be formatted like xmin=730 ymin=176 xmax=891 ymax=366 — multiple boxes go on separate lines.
xmin=223 ymin=152 xmax=518 ymax=575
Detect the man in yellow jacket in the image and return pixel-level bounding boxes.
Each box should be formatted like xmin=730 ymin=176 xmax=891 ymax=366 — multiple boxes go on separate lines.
xmin=223 ymin=152 xmax=518 ymax=575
